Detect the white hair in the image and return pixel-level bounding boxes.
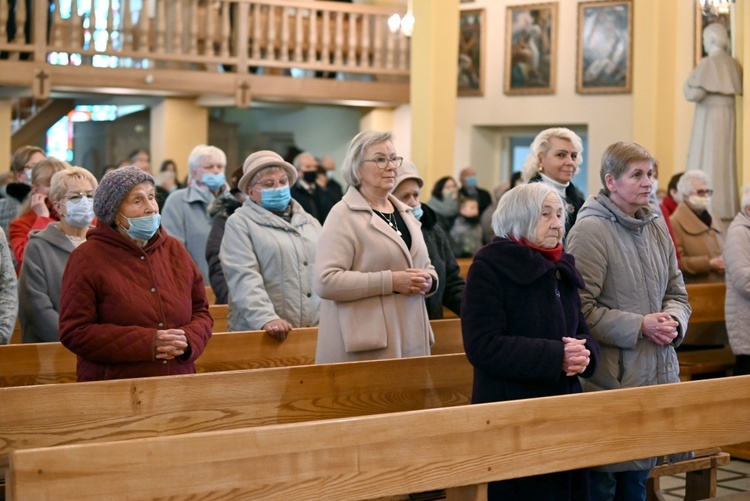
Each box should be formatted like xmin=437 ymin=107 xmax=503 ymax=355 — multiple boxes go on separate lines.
xmin=491 ymin=182 xmax=566 ymax=242
xmin=341 ymin=130 xmax=393 ymax=188
xmin=676 ymin=170 xmax=710 ymax=197
xmin=187 ymin=145 xmax=227 ymax=179
xmin=521 ymin=127 xmax=584 ymax=182
xmin=741 ymin=183 xmax=750 ymax=214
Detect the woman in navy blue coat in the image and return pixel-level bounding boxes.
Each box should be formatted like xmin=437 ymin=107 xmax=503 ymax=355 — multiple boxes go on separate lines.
xmin=462 ymin=182 xmax=600 ymax=501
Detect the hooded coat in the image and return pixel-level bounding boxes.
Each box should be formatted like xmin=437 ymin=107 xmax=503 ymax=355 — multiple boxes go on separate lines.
xmin=566 ymin=192 xmax=691 ymax=472
xmin=724 ymin=210 xmax=750 ymax=356
xmin=59 ymin=222 xmax=212 ymax=381
xmin=220 ymin=199 xmax=321 ymax=331
xmin=461 ymin=237 xmax=599 ymax=500
xmin=314 ymin=187 xmax=437 ymax=363
xmin=18 ymin=223 xmax=76 ymax=342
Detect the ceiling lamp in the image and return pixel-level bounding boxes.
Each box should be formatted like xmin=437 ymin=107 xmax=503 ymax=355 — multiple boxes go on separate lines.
xmin=699 ymin=0 xmax=734 ymax=16
xmin=387 ymin=1 xmax=414 ymax=37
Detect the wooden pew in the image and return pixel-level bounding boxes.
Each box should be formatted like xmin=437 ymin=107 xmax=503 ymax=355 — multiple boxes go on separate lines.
xmin=0 ymin=319 xmax=462 ymax=387
xmin=679 ymin=282 xmax=734 ymax=381
xmin=209 ymin=303 xmax=228 ymax=332
xmin=457 ymin=257 xmax=472 ymax=278
xmin=8 ymin=375 xmax=750 ymax=500
xmin=0 ymin=353 xmax=472 ymax=466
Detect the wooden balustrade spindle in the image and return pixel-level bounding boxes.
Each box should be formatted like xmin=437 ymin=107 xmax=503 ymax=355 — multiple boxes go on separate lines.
xmin=360 ymin=13 xmax=370 ymax=68
xmin=220 ymin=1 xmax=229 ymax=58
xmin=156 ymin=0 xmax=166 ymax=54
xmin=0 ymin=0 xmax=7 ymax=43
xmin=346 ymin=12 xmax=355 ymax=66
xmin=279 ymin=6 xmax=289 ymax=62
xmin=203 ymin=0 xmax=214 ymax=56
xmin=293 ymin=7 xmax=302 ymax=63
xmin=398 ymin=29 xmax=408 ymax=71
xmin=105 ymin=0 xmax=114 ymax=51
xmin=15 ymin=0 xmax=26 ymax=44
xmin=71 ymin=0 xmax=82 ymax=51
xmin=333 ymin=10 xmax=342 ymax=66
xmin=306 ymin=7 xmax=316 ymax=63
xmin=251 ymin=3 xmax=262 ymax=60
xmin=51 ymin=0 xmax=63 ymax=48
xmin=385 ymin=21 xmax=394 ymax=70
xmin=372 ymin=15 xmax=382 ymax=69
xmin=137 ymin=0 xmax=149 ymax=53
xmin=173 ymin=0 xmax=183 ymax=54
xmin=89 ymin=1 xmax=97 ymax=50
xmin=267 ymin=5 xmax=276 ymax=61
xmin=321 ymin=9 xmax=330 ymax=69
xmin=121 ymin=0 xmax=133 ymax=51
xmin=188 ymin=0 xmax=197 ymax=55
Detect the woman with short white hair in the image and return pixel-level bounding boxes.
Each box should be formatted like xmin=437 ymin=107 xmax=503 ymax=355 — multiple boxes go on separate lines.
xmin=19 ymin=167 xmax=98 ymax=342
xmin=462 ymin=182 xmax=599 ymax=500
xmin=724 ymin=183 xmax=750 ymax=375
xmin=315 ymin=130 xmax=437 ymax=363
xmin=521 ymin=127 xmax=585 ymax=234
xmin=669 ymin=169 xmax=725 ymax=280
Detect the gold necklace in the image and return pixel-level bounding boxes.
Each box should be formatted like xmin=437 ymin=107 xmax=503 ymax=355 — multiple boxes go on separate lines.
xmin=372 ymin=208 xmax=402 ymax=236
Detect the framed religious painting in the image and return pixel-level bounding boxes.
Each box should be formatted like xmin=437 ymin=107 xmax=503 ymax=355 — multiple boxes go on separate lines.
xmin=504 ymin=2 xmax=557 ymax=95
xmin=576 ymin=0 xmax=633 ymax=94
xmin=458 ymin=9 xmax=485 ymax=97
xmin=695 ymin=1 xmax=733 ymax=65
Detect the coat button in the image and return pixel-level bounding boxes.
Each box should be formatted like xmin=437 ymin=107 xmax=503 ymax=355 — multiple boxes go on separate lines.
xmin=159 ymin=323 xmax=164 ymax=327
xmin=303 ymin=261 xmax=308 ymax=266
xmin=140 ymin=256 xmax=145 ymax=260
xmin=151 ymin=288 xmax=156 ymax=292
xmin=162 ymin=360 xmax=167 ymax=364
xmin=306 ymin=293 xmax=312 ymax=298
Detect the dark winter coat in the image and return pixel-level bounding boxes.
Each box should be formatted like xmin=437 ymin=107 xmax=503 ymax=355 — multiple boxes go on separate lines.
xmin=290 ymin=181 xmax=336 ymax=224
xmin=59 ymin=222 xmax=213 ymax=381
xmin=206 ymin=195 xmax=243 ymax=305
xmin=420 ymin=204 xmax=464 ymax=319
xmin=461 ymin=237 xmax=599 ymax=501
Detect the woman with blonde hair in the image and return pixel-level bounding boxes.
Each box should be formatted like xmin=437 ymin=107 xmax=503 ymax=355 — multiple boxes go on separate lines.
xmin=522 ymin=127 xmax=585 ymax=235
xmin=9 ymin=157 xmax=70 ymax=273
xmin=19 ymin=167 xmax=98 ymax=342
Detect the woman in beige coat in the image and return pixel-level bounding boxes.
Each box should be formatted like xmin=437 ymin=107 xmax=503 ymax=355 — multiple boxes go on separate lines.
xmin=314 ymin=130 xmax=438 ymax=363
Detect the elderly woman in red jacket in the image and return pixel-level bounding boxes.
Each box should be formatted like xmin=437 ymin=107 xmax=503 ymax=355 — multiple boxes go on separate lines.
xmin=59 ymin=166 xmax=212 ymax=381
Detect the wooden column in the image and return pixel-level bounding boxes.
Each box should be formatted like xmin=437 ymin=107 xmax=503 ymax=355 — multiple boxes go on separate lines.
xmin=409 ymin=0 xmax=459 ymax=193
xmin=150 ymin=98 xmax=208 ymax=180
xmin=737 ymin=0 xmax=749 ymax=190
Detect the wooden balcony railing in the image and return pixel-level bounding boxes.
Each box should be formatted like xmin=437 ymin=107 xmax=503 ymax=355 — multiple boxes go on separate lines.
xmin=0 ymin=0 xmax=410 ymax=105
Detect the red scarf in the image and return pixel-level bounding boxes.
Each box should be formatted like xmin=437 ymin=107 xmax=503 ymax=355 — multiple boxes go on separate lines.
xmin=511 ymin=237 xmax=563 ymax=263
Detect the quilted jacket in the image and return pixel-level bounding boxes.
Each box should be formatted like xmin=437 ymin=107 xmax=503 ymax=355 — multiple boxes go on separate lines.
xmin=59 ymin=221 xmax=213 ymax=381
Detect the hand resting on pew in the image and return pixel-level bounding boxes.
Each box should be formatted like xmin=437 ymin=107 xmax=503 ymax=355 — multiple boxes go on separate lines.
xmin=262 ymin=319 xmax=293 ymax=342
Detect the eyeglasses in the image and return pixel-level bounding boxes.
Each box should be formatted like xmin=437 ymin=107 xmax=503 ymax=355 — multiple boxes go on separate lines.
xmin=362 ymin=156 xmax=403 ymax=170
xmin=694 ymin=189 xmax=714 ymax=197
xmin=253 ymin=178 xmax=289 ymax=190
xmin=65 ymin=192 xmax=95 ymax=202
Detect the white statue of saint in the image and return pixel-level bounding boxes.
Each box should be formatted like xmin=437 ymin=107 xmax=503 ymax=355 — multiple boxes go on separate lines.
xmin=685 ymin=23 xmax=743 ymax=219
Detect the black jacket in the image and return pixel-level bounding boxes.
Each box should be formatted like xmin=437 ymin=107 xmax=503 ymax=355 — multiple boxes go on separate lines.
xmin=290 ymin=182 xmax=336 ymax=224
xmin=420 ymin=204 xmax=464 ymax=319
xmin=205 ymin=195 xmax=243 ymax=305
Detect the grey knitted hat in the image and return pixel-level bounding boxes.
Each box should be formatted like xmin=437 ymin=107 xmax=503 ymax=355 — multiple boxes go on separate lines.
xmin=94 ymin=165 xmax=155 ymax=224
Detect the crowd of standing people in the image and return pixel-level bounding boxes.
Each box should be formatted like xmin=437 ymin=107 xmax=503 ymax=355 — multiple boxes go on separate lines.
xmin=0 ymin=124 xmax=747 ymax=501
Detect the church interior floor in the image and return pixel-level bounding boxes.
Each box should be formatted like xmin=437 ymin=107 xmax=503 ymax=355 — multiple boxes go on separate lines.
xmin=658 ymin=459 xmax=750 ymax=499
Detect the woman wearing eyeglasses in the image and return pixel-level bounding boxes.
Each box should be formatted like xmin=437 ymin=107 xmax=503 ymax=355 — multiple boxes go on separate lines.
xmin=18 ymin=167 xmax=98 ymax=342
xmin=220 ymin=151 xmax=321 ymax=339
xmin=669 ymin=169 xmax=725 ymax=282
xmin=314 ymin=130 xmax=437 ymax=363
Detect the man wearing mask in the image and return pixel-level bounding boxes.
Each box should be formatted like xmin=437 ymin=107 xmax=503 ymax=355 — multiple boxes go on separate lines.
xmin=669 ymin=169 xmax=724 ymax=282
xmin=459 ymin=166 xmax=493 ymax=215
xmin=161 ymin=144 xmax=228 ymax=284
xmin=290 ymin=152 xmax=335 ymax=224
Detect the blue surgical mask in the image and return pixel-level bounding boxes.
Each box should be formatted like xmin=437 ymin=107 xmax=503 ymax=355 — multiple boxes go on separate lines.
xmin=412 ymin=204 xmax=424 ymax=221
xmin=118 ymin=213 xmax=161 ymax=241
xmin=23 ymin=168 xmax=32 ymax=186
xmin=464 ymin=176 xmax=479 ymax=188
xmin=260 ymin=186 xmax=291 ymax=211
xmin=64 ymin=197 xmax=95 ymax=228
xmin=202 ymin=173 xmax=226 ymax=192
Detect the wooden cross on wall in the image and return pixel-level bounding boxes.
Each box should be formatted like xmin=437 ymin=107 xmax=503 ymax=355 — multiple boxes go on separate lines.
xmin=33 ymin=69 xmax=51 ymax=99
xmin=235 ymin=77 xmax=251 ymax=108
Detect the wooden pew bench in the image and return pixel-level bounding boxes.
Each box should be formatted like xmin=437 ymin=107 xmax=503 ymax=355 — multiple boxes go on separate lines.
xmin=8 ymin=375 xmax=750 ymax=500
xmin=679 ymin=282 xmax=733 ymax=381
xmin=0 ymin=318 xmax=462 ymax=387
xmin=647 ymin=448 xmax=731 ymax=501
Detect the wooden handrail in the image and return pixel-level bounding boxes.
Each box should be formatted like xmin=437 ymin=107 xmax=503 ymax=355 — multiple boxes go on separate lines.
xmin=8 ymin=375 xmax=750 ymax=499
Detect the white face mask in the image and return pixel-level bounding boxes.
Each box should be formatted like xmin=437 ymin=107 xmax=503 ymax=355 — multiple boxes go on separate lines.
xmin=688 ymin=195 xmax=710 ymax=212
xmin=23 ymin=168 xmax=32 ymax=186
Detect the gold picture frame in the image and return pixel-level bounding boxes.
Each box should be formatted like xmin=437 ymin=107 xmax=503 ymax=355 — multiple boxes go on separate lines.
xmin=576 ymin=0 xmax=633 ymax=95
xmin=504 ymin=2 xmax=557 ymax=95
xmin=458 ymin=9 xmax=485 ymax=97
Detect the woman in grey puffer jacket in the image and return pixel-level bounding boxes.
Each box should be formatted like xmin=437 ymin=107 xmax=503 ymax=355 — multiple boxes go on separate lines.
xmin=567 ymin=142 xmax=691 ymax=501
xmin=724 ymin=183 xmax=750 ymax=376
